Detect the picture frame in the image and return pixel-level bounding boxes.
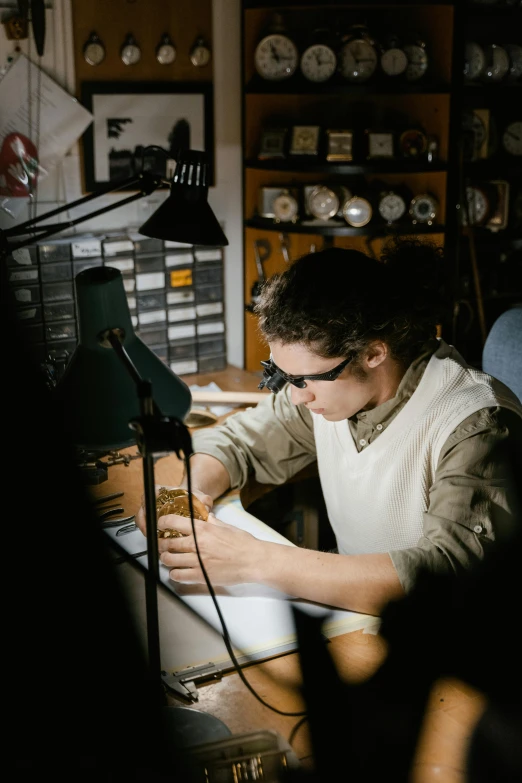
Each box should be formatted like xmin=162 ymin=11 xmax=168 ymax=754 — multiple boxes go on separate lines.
xmin=80 ymin=81 xmax=214 ymax=192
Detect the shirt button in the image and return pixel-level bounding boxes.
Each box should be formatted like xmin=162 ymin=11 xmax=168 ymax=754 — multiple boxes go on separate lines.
xmin=376 ymin=424 xmax=383 ymax=431
xmin=473 ymin=525 xmax=483 ymax=534
xmin=359 ymin=439 xmax=367 ymax=447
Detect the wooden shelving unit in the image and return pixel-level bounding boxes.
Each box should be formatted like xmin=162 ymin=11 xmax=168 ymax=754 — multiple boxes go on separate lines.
xmin=240 ymin=1 xmax=522 ymax=371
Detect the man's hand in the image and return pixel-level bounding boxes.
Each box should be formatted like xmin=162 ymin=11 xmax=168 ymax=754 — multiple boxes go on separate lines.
xmin=135 ymin=485 xmax=213 ymax=537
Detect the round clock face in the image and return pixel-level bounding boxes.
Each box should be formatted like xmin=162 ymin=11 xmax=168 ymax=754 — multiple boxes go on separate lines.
xmin=403 ymin=44 xmax=428 ymax=81
xmin=190 ymin=44 xmax=211 ymax=67
xmin=255 ymin=34 xmax=299 ymax=81
xmin=308 ymin=186 xmax=339 ymax=220
xmin=342 ymin=196 xmax=373 ymax=227
xmin=466 ymin=187 xmax=489 ymax=224
xmin=273 ymin=191 xmax=299 ymax=222
xmin=381 ymin=47 xmax=408 ymax=77
xmin=121 ymin=42 xmax=141 ymax=66
xmin=339 ymin=39 xmax=378 ymax=82
xmin=464 ymin=42 xmax=485 ymax=81
xmin=379 ymin=193 xmax=406 ymax=223
xmin=482 ymin=44 xmax=510 ymax=82
xmin=300 ymin=44 xmax=337 ymax=82
xmin=83 ymin=33 xmax=106 ymax=66
xmin=504 ymin=44 xmax=522 ymax=81
xmin=157 ymin=43 xmax=176 ymax=65
xmin=502 ymin=121 xmax=522 ymax=156
xmin=409 ymin=194 xmax=439 ymax=224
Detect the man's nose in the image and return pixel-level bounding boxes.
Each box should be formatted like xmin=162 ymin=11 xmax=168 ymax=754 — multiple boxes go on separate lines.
xmin=290 ymin=383 xmax=314 ymax=405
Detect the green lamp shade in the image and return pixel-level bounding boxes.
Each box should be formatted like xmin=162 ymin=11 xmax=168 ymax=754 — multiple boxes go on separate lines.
xmin=54 ymin=266 xmax=192 ymax=451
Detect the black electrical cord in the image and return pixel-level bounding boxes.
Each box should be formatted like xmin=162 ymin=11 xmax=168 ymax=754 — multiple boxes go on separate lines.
xmin=184 ymin=459 xmax=307 ymax=718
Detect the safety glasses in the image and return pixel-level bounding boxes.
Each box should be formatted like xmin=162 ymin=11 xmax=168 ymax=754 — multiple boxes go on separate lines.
xmin=259 ymin=355 xmax=352 ymax=393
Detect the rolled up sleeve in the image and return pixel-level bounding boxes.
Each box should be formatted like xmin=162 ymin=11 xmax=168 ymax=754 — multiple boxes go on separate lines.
xmin=190 ymin=384 xmax=317 ymax=490
xmin=390 ymin=407 xmax=522 ymax=593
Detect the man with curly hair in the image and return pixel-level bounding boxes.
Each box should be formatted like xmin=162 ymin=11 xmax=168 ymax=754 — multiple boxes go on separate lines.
xmin=136 ymin=240 xmax=522 ymax=616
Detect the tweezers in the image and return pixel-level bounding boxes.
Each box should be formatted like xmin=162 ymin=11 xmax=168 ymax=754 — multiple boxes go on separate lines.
xmin=101 ymin=515 xmax=135 ymax=528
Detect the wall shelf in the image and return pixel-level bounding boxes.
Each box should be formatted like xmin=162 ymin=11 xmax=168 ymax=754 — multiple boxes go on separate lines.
xmin=246 ymin=159 xmax=448 ymax=174
xmin=245 ymin=217 xmax=446 ymax=237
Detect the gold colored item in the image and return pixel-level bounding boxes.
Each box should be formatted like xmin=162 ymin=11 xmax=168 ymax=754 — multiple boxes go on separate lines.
xmin=156 ymin=487 xmax=208 ymax=538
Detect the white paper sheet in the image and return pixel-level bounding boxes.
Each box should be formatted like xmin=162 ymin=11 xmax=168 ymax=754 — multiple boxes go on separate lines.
xmin=105 ymin=499 xmax=380 ymax=672
xmin=0 ymin=53 xmax=92 ymax=173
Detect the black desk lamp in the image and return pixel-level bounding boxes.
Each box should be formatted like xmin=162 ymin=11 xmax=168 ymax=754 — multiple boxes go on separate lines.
xmin=1 ymin=149 xmax=230 ymax=741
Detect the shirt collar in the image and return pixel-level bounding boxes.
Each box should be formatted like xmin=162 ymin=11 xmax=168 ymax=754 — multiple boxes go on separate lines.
xmin=351 ymin=339 xmax=439 ymax=426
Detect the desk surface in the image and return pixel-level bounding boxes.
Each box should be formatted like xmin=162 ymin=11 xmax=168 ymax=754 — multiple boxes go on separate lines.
xmin=90 ymin=365 xmax=487 ymax=783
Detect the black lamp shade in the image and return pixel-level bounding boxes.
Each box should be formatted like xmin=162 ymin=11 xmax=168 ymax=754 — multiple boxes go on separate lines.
xmin=139 ymin=150 xmax=228 ymax=247
xmin=54 ymin=266 xmax=192 ymax=451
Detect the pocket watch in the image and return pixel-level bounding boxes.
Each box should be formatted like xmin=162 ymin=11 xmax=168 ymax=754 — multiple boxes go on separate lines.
xmin=482 ymin=44 xmax=510 ymax=82
xmin=380 ymin=34 xmax=408 ymax=78
xmin=378 ymin=190 xmax=408 ymax=224
xmin=338 ymin=25 xmax=378 ymax=82
xmin=504 ymin=43 xmax=522 ymax=82
xmin=409 ymin=193 xmax=439 ymax=225
xmin=502 ymin=121 xmax=522 ymax=156
xmin=83 ymin=31 xmax=106 ymax=66
xmin=403 ymin=39 xmax=429 ymax=81
xmin=464 ymin=41 xmax=486 ymax=82
xmin=120 ymin=33 xmax=141 ymax=66
xmin=254 ymin=14 xmax=298 ymax=81
xmin=342 ymin=195 xmax=373 ymax=227
xmin=399 ymin=128 xmax=428 ymax=158
xmin=156 ymin=33 xmax=176 ymax=65
xmin=307 ymin=185 xmax=340 ymax=220
xmin=189 ymin=36 xmax=211 ymax=67
xmin=272 ymin=189 xmax=299 ymax=223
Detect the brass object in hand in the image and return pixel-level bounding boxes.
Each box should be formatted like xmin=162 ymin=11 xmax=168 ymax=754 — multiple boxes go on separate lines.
xmin=156 ymin=487 xmax=208 ymax=539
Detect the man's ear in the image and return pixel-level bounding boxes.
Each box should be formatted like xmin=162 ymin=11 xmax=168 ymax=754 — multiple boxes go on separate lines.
xmin=365 ymin=341 xmax=388 ymax=368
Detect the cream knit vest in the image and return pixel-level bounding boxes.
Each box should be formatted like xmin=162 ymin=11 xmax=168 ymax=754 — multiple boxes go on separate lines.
xmin=313 ymin=340 xmax=522 ymax=555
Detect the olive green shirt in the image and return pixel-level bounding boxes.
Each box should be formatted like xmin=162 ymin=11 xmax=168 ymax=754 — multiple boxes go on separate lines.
xmin=191 ymin=341 xmax=522 ymax=591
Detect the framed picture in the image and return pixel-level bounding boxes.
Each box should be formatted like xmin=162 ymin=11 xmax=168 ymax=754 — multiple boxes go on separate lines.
xmin=80 ymin=81 xmax=214 ymax=192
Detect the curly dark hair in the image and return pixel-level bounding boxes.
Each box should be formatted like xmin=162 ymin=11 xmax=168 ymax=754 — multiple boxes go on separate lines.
xmin=254 ymin=238 xmax=448 ymax=365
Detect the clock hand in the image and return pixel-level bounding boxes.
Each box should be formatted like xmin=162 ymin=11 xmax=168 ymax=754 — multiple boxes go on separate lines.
xmin=270 ymin=42 xmax=280 ymax=63
xmin=506 ymin=130 xmax=520 ymax=141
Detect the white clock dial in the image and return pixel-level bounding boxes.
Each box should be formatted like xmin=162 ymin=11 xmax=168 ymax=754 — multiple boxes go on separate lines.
xmin=466 ymin=187 xmax=488 ymax=224
xmin=483 ymin=44 xmax=510 ymax=82
xmin=381 ymin=47 xmax=408 ymax=77
xmin=504 ymin=43 xmax=522 ymax=81
xmin=273 ymin=191 xmax=299 ymax=222
xmin=255 ymin=34 xmax=299 ymax=81
xmin=300 ymin=44 xmax=337 ymax=82
xmin=342 ymin=196 xmax=373 ymax=227
xmin=308 ymin=186 xmax=340 ymax=220
xmin=339 ymin=39 xmax=378 ymax=82
xmin=379 ymin=193 xmax=406 ymax=223
xmin=403 ymin=44 xmax=428 ymax=81
xmin=156 ymin=34 xmax=176 ymax=65
xmin=502 ymin=121 xmax=522 ymax=156
xmin=190 ymin=40 xmax=211 ymax=67
xmin=464 ymin=42 xmax=485 ymax=81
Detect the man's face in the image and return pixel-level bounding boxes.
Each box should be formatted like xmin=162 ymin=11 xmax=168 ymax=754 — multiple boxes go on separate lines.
xmin=269 ymin=340 xmax=384 ymax=421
